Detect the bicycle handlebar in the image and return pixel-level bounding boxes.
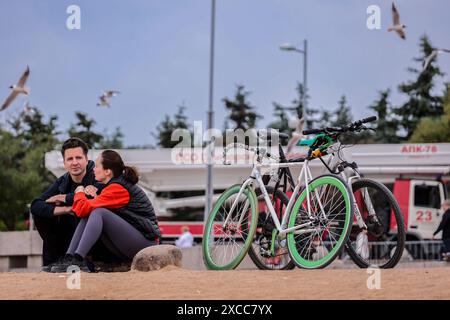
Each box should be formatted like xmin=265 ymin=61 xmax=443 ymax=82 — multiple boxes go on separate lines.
xmin=302 ymin=116 xmax=377 ymax=135
xmin=353 ymin=116 xmax=377 ymax=127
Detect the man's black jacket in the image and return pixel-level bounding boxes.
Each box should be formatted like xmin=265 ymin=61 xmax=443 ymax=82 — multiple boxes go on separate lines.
xmin=30 ymin=160 xmax=102 ymax=218
xmin=434 ymin=209 xmax=450 ymax=239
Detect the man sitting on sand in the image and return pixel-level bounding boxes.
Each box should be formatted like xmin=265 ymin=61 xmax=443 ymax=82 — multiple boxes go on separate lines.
xmin=30 ymin=137 xmax=105 ymax=272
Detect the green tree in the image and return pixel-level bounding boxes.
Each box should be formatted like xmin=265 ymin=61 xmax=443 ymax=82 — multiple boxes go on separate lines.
xmin=9 ymin=107 xmax=59 ymax=149
xmin=155 ymin=115 xmax=175 ymax=148
xmin=287 ymin=83 xmax=319 ymax=129
xmin=68 ymin=112 xmax=103 ymax=148
xmin=223 ymin=85 xmax=262 ymax=131
xmin=173 ymin=105 xmax=190 ymax=131
xmin=331 ymin=95 xmax=353 ymax=127
xmin=395 ymin=35 xmax=444 ymax=139
xmin=267 ymin=103 xmax=290 ymax=134
xmin=410 ymin=84 xmax=450 ymax=142
xmin=369 ymin=89 xmax=401 ymax=143
xmin=316 ymin=108 xmax=333 ymax=128
xmin=99 ymin=127 xmax=124 ymax=149
xmin=153 ymin=105 xmax=191 ymax=148
xmin=271 ymin=83 xmax=319 ymax=132
xmin=8 ymin=107 xmax=60 ymax=186
xmin=0 ymin=129 xmax=35 ymax=230
xmin=0 ymin=107 xmax=60 ymax=230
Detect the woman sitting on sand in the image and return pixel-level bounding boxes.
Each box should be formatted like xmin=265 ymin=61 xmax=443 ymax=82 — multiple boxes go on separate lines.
xmin=51 ymin=150 xmax=161 ymax=273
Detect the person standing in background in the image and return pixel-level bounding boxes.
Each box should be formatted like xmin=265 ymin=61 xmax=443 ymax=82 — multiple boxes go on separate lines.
xmin=175 ymin=226 xmax=194 ymax=248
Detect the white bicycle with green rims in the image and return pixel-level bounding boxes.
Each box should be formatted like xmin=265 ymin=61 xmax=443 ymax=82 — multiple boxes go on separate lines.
xmin=202 ymin=137 xmax=355 ymax=270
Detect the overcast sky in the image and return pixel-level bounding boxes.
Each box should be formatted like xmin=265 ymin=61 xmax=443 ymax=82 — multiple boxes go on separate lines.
xmin=1 ymin=0 xmax=449 ymax=146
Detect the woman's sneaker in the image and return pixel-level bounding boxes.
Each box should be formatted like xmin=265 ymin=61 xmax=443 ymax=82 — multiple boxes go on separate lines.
xmin=51 ymin=254 xmax=94 ymax=273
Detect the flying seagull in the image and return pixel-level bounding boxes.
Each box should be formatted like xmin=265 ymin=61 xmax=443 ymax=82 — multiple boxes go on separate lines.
xmin=97 ymin=90 xmax=120 ymax=108
xmin=387 ymin=2 xmax=406 ymax=40
xmin=423 ymin=48 xmax=450 ymax=71
xmin=1 ymin=66 xmax=30 ymax=111
xmin=97 ymin=95 xmax=110 ymax=108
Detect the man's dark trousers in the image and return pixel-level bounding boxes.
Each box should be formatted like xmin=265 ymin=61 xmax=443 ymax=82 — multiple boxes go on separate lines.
xmin=33 ymin=214 xmax=78 ymax=265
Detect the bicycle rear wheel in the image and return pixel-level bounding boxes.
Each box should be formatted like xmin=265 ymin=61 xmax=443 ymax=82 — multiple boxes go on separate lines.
xmin=345 ymin=178 xmax=406 ymax=268
xmin=287 ymin=175 xmax=353 ymax=269
xmin=248 ymin=186 xmax=295 ymax=270
xmin=202 ymin=184 xmax=258 ymax=270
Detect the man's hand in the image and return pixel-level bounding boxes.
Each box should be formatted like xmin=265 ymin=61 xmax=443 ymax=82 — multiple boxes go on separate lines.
xmin=84 ymin=185 xmax=98 ymax=198
xmin=46 ymin=194 xmax=67 ymax=205
xmin=53 ymin=206 xmax=74 ymax=216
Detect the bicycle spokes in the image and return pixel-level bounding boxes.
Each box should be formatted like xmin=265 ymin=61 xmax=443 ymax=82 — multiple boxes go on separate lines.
xmin=290 ymin=178 xmax=351 ymax=268
xmin=207 ymin=192 xmax=254 ymax=267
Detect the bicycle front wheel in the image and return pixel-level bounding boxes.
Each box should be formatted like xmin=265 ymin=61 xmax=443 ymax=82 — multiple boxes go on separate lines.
xmin=202 ymin=184 xmax=258 ymax=270
xmin=287 ymin=175 xmax=353 ymax=269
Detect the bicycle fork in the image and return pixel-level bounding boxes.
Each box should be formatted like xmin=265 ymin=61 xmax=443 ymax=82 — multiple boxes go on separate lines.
xmin=344 ymin=174 xmax=370 ymax=230
xmin=222 ymin=178 xmax=254 ymax=229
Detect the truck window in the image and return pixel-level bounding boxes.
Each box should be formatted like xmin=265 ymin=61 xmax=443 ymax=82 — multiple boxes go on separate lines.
xmin=414 ymin=184 xmax=441 ymax=209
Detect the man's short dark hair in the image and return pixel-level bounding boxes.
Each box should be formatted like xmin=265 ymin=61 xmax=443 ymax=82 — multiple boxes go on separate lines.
xmin=61 ymin=138 xmax=89 ymax=159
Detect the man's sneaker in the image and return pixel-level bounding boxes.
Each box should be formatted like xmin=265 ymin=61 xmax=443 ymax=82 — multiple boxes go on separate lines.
xmin=51 ymin=255 xmax=94 ymax=273
xmin=41 ymin=257 xmax=67 ymax=273
xmin=41 ymin=265 xmax=52 ymax=273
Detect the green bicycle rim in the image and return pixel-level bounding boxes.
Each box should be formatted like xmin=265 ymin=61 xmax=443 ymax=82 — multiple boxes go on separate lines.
xmin=287 ymin=176 xmax=351 ymax=269
xmin=202 ymin=185 xmax=258 ymax=270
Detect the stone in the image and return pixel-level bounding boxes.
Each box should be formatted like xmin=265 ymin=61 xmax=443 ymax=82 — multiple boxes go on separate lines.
xmin=131 ymin=245 xmax=182 ymax=271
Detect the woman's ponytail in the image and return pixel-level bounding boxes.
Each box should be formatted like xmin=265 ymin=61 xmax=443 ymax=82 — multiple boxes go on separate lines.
xmin=123 ymin=166 xmax=139 ymax=184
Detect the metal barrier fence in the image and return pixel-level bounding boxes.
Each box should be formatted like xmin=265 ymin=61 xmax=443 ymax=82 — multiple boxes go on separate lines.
xmin=403 ymin=240 xmax=445 ymax=261
xmin=341 ymin=240 xmax=445 ymax=263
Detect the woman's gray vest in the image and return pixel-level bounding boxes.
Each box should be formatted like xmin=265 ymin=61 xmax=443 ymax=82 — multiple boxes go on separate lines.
xmin=106 ymin=176 xmax=161 ymax=241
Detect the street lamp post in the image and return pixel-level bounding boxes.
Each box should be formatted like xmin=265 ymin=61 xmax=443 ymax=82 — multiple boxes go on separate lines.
xmin=205 ymin=0 xmax=216 ymax=223
xmin=280 ymin=40 xmax=308 ymax=125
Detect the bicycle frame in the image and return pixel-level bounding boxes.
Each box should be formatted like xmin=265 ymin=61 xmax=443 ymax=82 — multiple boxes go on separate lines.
xmin=223 ymin=158 xmax=325 ymax=240
xmin=324 ymin=145 xmax=379 ymax=230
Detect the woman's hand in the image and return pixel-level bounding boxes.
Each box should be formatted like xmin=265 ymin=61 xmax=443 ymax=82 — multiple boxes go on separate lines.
xmin=84 ymin=185 xmax=98 ymax=198
xmin=75 ymin=186 xmax=85 ymax=194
